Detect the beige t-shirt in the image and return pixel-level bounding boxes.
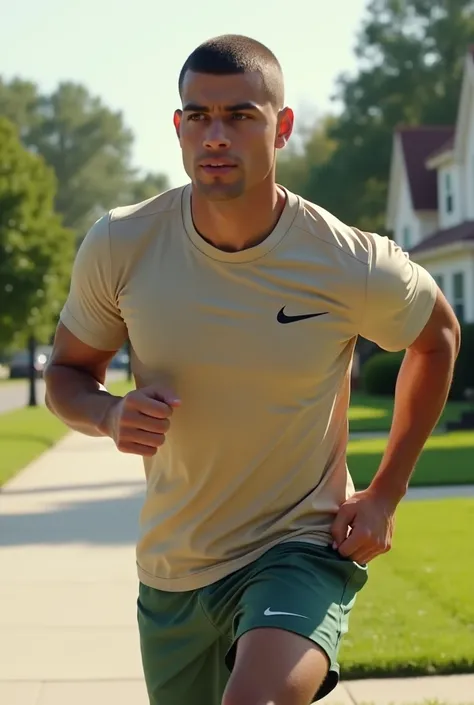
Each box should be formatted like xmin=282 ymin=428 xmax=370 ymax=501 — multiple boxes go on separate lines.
xmin=60 ymin=184 xmax=437 ymax=591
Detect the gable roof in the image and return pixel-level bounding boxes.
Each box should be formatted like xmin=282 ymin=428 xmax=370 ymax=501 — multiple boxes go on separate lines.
xmin=409 ymin=221 xmax=474 ymax=255
xmin=397 ymin=126 xmax=455 ymax=210
xmin=426 ymin=135 xmax=455 ymax=164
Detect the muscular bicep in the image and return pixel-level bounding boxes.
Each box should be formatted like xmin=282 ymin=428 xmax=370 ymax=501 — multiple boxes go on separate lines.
xmin=408 ymin=287 xmax=461 ymax=355
xmin=58 ymin=212 xmax=128 ymax=352
xmin=46 ymin=322 xmax=118 ymax=386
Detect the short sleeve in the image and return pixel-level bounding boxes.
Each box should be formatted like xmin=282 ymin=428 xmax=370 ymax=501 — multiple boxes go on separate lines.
xmin=59 ymin=213 xmax=128 ymax=351
xmin=357 ymin=233 xmax=437 ymax=352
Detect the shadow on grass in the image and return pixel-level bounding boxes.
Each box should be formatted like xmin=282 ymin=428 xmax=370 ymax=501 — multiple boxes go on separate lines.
xmin=2 ymin=480 xmax=145 ymax=496
xmin=341 ymin=658 xmax=474 ymax=681
xmin=349 ymin=447 xmax=474 ymax=490
xmin=0 ymin=432 xmax=59 ymax=448
xmin=0 ymin=490 xmax=145 ymax=546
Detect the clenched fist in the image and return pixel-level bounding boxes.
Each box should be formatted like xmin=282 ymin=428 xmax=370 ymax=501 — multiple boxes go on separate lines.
xmin=104 ymin=386 xmax=181 ymax=457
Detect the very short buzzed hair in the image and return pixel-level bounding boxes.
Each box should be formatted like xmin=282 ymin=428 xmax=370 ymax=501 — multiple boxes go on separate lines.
xmin=178 ymin=34 xmax=285 ymax=109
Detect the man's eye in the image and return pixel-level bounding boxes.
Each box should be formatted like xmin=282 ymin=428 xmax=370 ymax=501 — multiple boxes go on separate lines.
xmin=231 ymin=113 xmax=248 ymax=120
xmin=188 ymin=113 xmax=206 ymax=121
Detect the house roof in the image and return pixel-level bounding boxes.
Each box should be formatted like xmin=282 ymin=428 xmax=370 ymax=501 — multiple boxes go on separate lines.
xmin=409 ymin=221 xmax=474 ymax=255
xmin=397 ymin=126 xmax=455 ymax=210
xmin=426 ymin=135 xmax=455 ymax=162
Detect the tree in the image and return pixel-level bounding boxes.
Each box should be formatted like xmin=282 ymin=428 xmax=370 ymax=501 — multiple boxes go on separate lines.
xmin=304 ymin=0 xmax=474 ymax=232
xmin=0 ymin=79 xmax=169 ymax=235
xmin=129 ymin=171 xmax=171 ymax=203
xmin=0 ymin=117 xmax=74 ymax=351
xmin=276 ymin=114 xmax=338 ymax=196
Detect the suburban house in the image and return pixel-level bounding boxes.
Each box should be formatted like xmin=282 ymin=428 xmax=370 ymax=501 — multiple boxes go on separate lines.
xmin=386 ymin=46 xmax=474 ymax=324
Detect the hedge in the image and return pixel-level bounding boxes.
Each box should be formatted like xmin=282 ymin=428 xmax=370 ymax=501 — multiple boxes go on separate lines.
xmin=361 ymin=323 xmax=474 ymax=399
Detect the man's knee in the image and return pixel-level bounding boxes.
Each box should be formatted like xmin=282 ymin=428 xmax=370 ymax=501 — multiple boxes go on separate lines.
xmin=221 ymin=629 xmax=329 ymax=705
xmin=222 ymin=676 xmax=317 ymax=705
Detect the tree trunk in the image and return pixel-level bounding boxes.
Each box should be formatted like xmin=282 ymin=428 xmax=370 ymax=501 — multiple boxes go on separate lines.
xmin=27 ymin=334 xmax=37 ymax=407
xmin=127 ymin=339 xmax=132 ymax=382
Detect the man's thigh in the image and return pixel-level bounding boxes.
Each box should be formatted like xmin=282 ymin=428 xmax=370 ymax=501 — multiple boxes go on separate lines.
xmin=137 ymin=582 xmax=232 ymax=705
xmin=215 ymin=542 xmax=368 ymax=702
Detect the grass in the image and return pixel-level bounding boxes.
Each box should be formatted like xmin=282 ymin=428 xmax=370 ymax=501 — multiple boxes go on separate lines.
xmin=0 ymin=406 xmax=68 ymax=486
xmin=349 ymin=392 xmax=471 ymax=434
xmin=339 ymin=497 xmax=474 ymax=680
xmin=0 ymin=379 xmax=128 ymax=487
xmin=348 ymin=431 xmax=474 ymax=488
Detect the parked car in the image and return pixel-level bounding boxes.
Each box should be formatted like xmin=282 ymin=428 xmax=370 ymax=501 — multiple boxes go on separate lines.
xmin=109 ymin=349 xmax=130 ymax=370
xmin=8 ymin=346 xmax=52 ymax=379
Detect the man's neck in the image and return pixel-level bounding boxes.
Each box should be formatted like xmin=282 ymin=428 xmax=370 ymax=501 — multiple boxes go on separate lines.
xmin=190 ymin=181 xmax=287 ymax=253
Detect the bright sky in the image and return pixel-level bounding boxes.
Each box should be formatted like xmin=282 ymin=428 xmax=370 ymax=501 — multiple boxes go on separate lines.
xmin=1 ymin=0 xmax=368 ymax=188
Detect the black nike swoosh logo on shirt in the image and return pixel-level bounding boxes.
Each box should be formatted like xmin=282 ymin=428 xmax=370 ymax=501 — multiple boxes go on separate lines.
xmin=277 ymin=307 xmax=329 ymax=324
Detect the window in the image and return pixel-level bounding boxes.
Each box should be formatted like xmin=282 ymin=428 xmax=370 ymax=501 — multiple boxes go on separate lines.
xmin=434 ymin=274 xmax=444 ymax=292
xmin=402 ymin=226 xmax=412 ymax=249
xmin=453 ymin=272 xmax=465 ymax=322
xmin=445 ymin=172 xmax=454 ymax=214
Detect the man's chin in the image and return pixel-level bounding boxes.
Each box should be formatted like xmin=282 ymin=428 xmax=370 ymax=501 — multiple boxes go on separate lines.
xmin=193 ymin=178 xmax=244 ymax=201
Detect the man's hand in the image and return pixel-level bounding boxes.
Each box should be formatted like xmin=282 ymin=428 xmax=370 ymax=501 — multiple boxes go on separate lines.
xmin=331 ymin=489 xmax=396 ymax=564
xmin=103 ymin=386 xmax=181 ymax=457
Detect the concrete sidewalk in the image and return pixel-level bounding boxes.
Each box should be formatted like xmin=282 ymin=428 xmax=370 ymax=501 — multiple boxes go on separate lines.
xmin=0 ymin=432 xmax=473 ymax=704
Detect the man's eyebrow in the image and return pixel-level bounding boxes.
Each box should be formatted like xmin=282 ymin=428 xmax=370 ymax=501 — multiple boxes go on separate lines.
xmin=182 ymin=102 xmax=260 ymax=112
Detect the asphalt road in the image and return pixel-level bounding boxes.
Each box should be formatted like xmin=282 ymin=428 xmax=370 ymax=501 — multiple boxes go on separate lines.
xmin=0 ymin=370 xmax=126 ymax=415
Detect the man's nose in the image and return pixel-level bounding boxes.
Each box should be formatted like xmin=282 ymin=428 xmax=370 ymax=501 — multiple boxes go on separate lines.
xmin=203 ymin=119 xmax=231 ymax=150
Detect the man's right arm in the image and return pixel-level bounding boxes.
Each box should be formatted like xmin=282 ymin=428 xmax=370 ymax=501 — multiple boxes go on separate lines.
xmin=44 ymin=212 xmax=128 ymax=436
xmin=44 ymin=323 xmax=122 ymax=437
xmin=44 ymin=213 xmax=179 ymax=455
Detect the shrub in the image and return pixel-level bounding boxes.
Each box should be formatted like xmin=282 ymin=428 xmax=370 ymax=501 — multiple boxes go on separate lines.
xmin=450 ymin=323 xmax=474 ymax=400
xmin=361 ymin=350 xmax=405 ymax=396
xmin=361 ymin=323 xmax=474 ymax=400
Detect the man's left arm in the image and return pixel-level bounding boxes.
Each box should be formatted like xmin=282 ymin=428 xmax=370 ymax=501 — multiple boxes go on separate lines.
xmin=332 ymin=235 xmax=461 ymax=564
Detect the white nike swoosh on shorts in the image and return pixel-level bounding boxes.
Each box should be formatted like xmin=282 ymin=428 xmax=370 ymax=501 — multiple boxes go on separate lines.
xmin=263 ymin=607 xmax=309 ymax=619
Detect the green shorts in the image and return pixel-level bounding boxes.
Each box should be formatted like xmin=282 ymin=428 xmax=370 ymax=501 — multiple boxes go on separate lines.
xmin=137 ymin=541 xmax=368 ymax=705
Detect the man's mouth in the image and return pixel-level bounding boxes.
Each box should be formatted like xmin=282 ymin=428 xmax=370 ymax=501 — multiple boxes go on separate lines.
xmin=199 ymin=161 xmax=237 ymax=176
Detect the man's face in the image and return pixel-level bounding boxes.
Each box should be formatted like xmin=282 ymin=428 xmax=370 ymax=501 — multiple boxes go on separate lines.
xmin=174 ymin=70 xmax=293 ymax=201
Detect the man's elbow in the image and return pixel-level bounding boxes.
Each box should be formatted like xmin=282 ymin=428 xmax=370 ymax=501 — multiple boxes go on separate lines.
xmin=44 ymin=387 xmax=58 ymax=417
xmin=438 ymin=312 xmax=461 ymax=360
xmin=409 ymin=290 xmax=461 ymax=358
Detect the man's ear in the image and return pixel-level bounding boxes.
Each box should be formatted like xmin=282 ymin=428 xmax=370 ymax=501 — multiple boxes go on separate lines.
xmin=173 ymin=110 xmax=182 ymax=138
xmin=275 ymin=107 xmax=294 ymax=150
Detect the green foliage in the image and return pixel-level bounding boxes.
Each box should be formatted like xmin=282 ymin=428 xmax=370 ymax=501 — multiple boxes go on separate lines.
xmin=276 ymin=114 xmax=338 ymax=196
xmin=361 ymin=350 xmax=405 ymax=395
xmin=280 ymin=0 xmax=474 ymax=231
xmin=0 ymin=79 xmax=170 ymax=235
xmin=128 ymin=171 xmax=170 ymax=203
xmin=0 ymin=117 xmax=74 ymax=349
xmin=451 ymin=323 xmax=474 ymax=400
xmin=361 ymin=324 xmax=474 ymax=400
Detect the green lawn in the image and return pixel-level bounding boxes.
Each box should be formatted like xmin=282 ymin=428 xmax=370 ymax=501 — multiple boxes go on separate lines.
xmin=339 ymin=497 xmax=474 ymax=680
xmin=0 ymin=379 xmax=128 ymax=486
xmin=349 ymin=392 xmax=471 ymax=434
xmin=348 ymin=431 xmax=474 ymax=488
xmin=0 ymin=405 xmax=69 ymax=486
xmin=105 ymin=378 xmax=133 ymax=397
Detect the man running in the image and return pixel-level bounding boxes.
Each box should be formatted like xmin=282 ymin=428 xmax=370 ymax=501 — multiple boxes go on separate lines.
xmin=44 ymin=34 xmax=460 ymax=705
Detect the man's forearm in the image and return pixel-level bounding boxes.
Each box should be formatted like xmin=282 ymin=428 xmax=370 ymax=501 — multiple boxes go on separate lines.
xmin=369 ymin=343 xmax=458 ymax=505
xmin=44 ymin=364 xmax=121 ymax=437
